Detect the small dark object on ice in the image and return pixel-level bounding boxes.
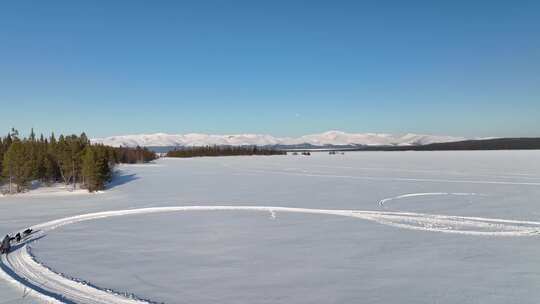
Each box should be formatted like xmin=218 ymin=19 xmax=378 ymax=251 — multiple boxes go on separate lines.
xmin=23 ymin=228 xmax=33 ymax=236
xmin=15 ymin=232 xmax=21 ymax=243
xmin=1 ymin=234 xmax=11 ymax=254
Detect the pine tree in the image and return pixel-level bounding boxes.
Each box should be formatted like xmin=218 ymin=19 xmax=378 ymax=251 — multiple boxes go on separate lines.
xmin=82 ymin=146 xmax=110 ymax=192
xmin=50 ymin=132 xmax=57 ymax=146
xmin=34 ymin=139 xmax=47 ymax=181
xmin=29 ymin=128 xmax=36 ymax=142
xmin=82 ymin=146 xmax=98 ymax=192
xmin=56 ymin=135 xmax=74 ymax=186
xmin=96 ymin=146 xmax=112 ymax=186
xmin=44 ymin=143 xmax=59 ymax=184
xmin=2 ymin=140 xmax=33 ymax=192
xmin=9 ymin=128 xmax=19 ymax=140
xmin=80 ymin=132 xmax=89 ymax=145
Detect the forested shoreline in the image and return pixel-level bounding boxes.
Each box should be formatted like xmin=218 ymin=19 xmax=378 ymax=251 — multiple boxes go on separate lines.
xmin=0 ymin=129 xmax=157 ymax=194
xmin=166 ymin=145 xmax=286 ymax=158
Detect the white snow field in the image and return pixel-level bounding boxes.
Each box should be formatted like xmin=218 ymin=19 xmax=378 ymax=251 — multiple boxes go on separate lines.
xmin=2 ymin=151 xmax=540 ymax=303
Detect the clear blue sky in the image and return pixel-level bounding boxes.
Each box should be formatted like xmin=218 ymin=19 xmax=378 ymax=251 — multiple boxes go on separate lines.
xmin=1 ymin=1 xmax=539 ymax=138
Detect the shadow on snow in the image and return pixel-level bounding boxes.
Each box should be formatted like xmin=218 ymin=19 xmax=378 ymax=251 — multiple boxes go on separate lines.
xmin=106 ymin=171 xmax=139 ymax=190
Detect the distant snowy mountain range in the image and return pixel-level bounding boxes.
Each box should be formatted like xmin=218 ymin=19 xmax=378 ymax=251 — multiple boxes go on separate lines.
xmin=92 ymin=131 xmax=467 ymax=148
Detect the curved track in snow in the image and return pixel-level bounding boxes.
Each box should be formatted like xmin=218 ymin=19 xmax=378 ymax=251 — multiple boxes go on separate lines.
xmin=377 ymin=192 xmax=481 ymax=209
xmin=3 ymin=204 xmax=540 ymax=303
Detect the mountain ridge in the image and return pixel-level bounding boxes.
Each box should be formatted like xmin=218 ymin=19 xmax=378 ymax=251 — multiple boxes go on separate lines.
xmin=92 ymin=131 xmax=467 ymax=147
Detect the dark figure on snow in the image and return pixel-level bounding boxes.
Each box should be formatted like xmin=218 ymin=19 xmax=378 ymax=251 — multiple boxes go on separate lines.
xmin=23 ymin=228 xmax=33 ymax=236
xmin=15 ymin=232 xmax=21 ymax=243
xmin=1 ymin=235 xmax=11 ymax=254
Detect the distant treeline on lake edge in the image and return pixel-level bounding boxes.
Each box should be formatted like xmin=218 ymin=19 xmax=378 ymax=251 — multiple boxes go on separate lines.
xmin=353 ymin=138 xmax=540 ymax=152
xmin=273 ymin=137 xmax=540 ymax=152
xmin=0 ymin=129 xmax=157 ymax=194
xmin=151 ymin=137 xmax=540 ymax=154
xmin=166 ymin=145 xmax=286 ymax=158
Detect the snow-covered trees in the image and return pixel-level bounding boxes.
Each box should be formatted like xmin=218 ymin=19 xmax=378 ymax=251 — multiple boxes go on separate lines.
xmin=0 ymin=129 xmax=157 ymax=193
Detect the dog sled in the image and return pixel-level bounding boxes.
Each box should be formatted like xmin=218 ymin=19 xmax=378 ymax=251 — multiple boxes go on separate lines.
xmin=0 ymin=229 xmax=34 ymax=254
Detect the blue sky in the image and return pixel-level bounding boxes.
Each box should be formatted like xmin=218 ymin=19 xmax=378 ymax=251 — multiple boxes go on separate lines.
xmin=1 ymin=1 xmax=539 ymax=138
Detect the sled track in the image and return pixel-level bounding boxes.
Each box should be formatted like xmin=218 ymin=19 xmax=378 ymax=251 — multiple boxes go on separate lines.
xmin=377 ymin=192 xmax=482 ymax=209
xmin=2 ymin=204 xmax=540 ymax=303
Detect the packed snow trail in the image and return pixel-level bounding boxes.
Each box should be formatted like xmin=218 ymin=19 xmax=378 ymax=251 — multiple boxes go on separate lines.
xmin=377 ymin=192 xmax=481 ymax=208
xmin=3 ymin=205 xmax=540 ymax=303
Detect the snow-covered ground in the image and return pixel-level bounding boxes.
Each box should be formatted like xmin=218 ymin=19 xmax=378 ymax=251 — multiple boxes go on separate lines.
xmin=1 ymin=151 xmax=540 ymax=303
xmin=0 ymin=182 xmax=95 ymax=198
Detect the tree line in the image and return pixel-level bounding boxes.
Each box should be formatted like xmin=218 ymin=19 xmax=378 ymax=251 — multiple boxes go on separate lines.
xmin=0 ymin=129 xmax=157 ymax=193
xmin=166 ymin=145 xmax=286 ymax=158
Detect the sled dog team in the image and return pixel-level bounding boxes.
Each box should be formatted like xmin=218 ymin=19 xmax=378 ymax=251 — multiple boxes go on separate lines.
xmin=0 ymin=228 xmax=33 ymax=254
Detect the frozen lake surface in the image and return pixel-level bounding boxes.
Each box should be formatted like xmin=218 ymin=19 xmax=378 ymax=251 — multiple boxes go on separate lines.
xmin=2 ymin=151 xmax=540 ymax=303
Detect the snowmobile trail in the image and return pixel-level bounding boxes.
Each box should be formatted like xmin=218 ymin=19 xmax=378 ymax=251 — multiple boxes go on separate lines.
xmin=377 ymin=192 xmax=481 ymax=209
xmin=2 ymin=205 xmax=540 ymax=303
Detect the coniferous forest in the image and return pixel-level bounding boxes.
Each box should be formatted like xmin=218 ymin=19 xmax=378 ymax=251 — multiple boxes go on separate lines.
xmin=166 ymin=145 xmax=286 ymax=158
xmin=0 ymin=129 xmax=157 ymax=193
